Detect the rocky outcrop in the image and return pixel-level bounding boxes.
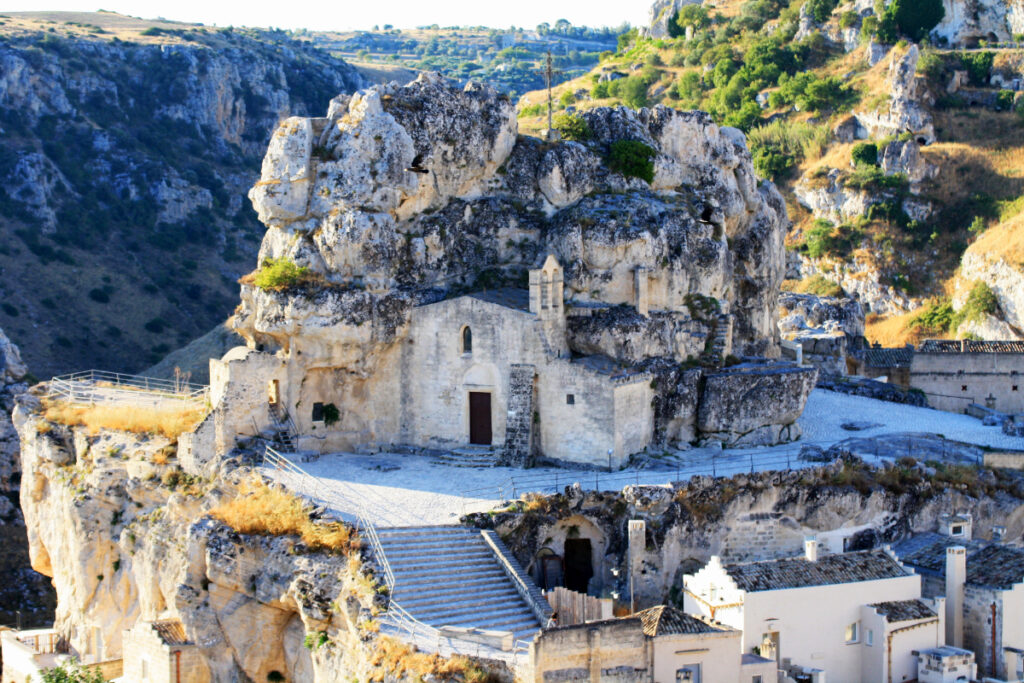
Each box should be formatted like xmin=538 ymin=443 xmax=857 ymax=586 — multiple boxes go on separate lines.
xmin=794 ymin=169 xmax=878 ymax=222
xmin=484 ymin=453 xmax=1024 ymax=609
xmin=237 ymin=75 xmax=790 ymax=365
xmin=931 ymin=0 xmax=1024 ymax=47
xmin=640 ymin=0 xmax=702 ymax=39
xmin=11 ymin=396 xmax=463 ymax=681
xmin=778 ymin=292 xmax=865 ymax=375
xmin=880 ymin=138 xmax=938 ymax=190
xmin=696 ymin=361 xmax=817 ymax=446
xmin=855 ymin=45 xmax=936 ymax=144
xmin=0 ymin=327 xmax=27 ymax=491
xmin=954 ymin=221 xmax=1024 ymax=338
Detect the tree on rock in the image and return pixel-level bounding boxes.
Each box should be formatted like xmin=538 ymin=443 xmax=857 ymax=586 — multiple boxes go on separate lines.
xmin=885 ymin=0 xmax=944 ymax=42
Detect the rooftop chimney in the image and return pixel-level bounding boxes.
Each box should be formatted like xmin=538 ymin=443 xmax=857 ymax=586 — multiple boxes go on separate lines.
xmin=945 ymin=546 xmax=966 ymax=648
xmin=804 ymin=536 xmax=818 ymax=562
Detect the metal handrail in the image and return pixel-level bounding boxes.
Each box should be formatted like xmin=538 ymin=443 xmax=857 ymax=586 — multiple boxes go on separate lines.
xmin=47 ymin=369 xmax=209 ymax=406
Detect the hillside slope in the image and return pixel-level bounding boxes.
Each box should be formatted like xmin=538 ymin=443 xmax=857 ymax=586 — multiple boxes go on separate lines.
xmin=516 ymin=0 xmax=1024 ymax=346
xmin=0 ymin=11 xmax=365 ymax=377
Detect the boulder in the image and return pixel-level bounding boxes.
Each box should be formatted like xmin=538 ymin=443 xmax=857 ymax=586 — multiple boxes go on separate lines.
xmin=697 ymin=361 xmax=818 ymax=446
xmin=880 ymin=138 xmax=938 ymax=187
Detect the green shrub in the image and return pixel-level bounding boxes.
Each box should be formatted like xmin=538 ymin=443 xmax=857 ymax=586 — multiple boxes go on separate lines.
xmin=968 ymin=216 xmax=987 ymax=235
xmin=909 ymin=298 xmax=957 ymax=333
xmin=839 ymin=11 xmax=859 ymax=28
xmin=39 ymin=660 xmax=108 ymax=683
xmin=806 ymin=0 xmax=839 ymax=23
xmin=801 ymin=275 xmax=844 ymax=297
xmin=592 ymin=81 xmax=610 ymax=98
xmin=553 ymin=111 xmax=592 ymax=141
xmin=960 ymin=281 xmax=999 ymax=323
xmin=250 ymin=257 xmax=316 ymax=291
xmin=322 ymin=403 xmax=340 ymax=427
xmin=888 ymin=0 xmax=944 ymax=42
xmin=996 ymin=90 xmax=1015 ymax=111
xmin=722 ymin=100 xmax=762 ymax=132
xmin=845 ymin=165 xmax=907 ymax=191
xmin=802 ymin=219 xmax=863 ymax=259
xmin=752 ymin=147 xmax=795 ymax=179
xmin=672 ymin=5 xmax=711 ymax=35
xmin=851 ymin=142 xmax=878 ymax=166
xmin=607 ymin=140 xmax=657 ymax=184
xmin=674 ymin=71 xmax=703 ymax=104
xmin=747 ymin=119 xmax=830 ymax=162
xmin=960 ymin=52 xmax=994 ymax=86
xmin=619 ymin=74 xmax=652 ymax=109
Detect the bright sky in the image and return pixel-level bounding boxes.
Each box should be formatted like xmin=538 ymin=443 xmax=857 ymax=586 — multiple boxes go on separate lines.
xmin=3 ymin=1 xmax=646 ymax=32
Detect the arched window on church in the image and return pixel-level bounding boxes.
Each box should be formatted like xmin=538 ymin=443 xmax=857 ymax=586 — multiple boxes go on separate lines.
xmin=462 ymin=326 xmax=472 ymax=354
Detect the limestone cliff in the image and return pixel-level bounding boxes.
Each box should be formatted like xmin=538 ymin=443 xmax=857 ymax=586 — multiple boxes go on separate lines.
xmin=0 ymin=327 xmax=55 ymax=629
xmin=11 ymin=393 xmax=497 ymax=681
xmin=236 ymin=74 xmax=789 ymax=367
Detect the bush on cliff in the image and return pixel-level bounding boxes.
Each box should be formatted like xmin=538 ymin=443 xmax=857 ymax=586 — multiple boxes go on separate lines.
xmin=244 ymin=257 xmax=319 ymax=291
xmin=39 ymin=660 xmax=108 ymax=683
xmin=210 ymin=480 xmax=359 ymax=555
xmin=553 ymin=111 xmax=592 ymax=141
xmin=607 ymin=140 xmax=656 ymax=183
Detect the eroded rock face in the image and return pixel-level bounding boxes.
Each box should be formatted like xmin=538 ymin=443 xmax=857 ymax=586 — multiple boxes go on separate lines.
xmin=778 ymin=292 xmax=865 ymax=376
xmin=855 ymin=45 xmax=936 ymax=144
xmin=696 ymin=361 xmax=818 ymax=446
xmin=880 ymin=138 xmax=938 ymax=189
xmin=237 ymin=75 xmax=790 ymax=366
xmin=12 ymin=403 xmax=393 ymax=681
xmin=932 ymin=0 xmax=1024 ymax=47
xmin=955 ymin=235 xmax=1024 ymax=339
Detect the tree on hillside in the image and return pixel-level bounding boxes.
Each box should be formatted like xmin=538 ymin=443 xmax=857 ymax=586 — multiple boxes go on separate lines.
xmin=889 ymin=0 xmax=944 ymax=42
xmin=670 ymin=5 xmax=711 ymax=37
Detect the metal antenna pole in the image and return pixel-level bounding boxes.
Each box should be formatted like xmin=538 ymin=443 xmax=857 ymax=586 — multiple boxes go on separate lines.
xmin=545 ymin=50 xmax=554 ymax=140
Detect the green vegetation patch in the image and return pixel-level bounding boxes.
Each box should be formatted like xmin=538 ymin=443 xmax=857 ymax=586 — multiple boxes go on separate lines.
xmin=607 ymin=140 xmax=656 ymax=184
xmin=248 ymin=257 xmax=320 ymax=292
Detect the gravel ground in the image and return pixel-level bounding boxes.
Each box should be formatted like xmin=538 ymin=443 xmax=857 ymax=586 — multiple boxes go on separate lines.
xmin=264 ymin=389 xmax=1024 ymax=527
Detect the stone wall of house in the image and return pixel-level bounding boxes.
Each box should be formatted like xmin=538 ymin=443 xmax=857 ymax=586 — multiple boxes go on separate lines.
xmin=910 ymin=351 xmax=1024 ymax=413
xmin=122 ymin=623 xmax=207 ymax=683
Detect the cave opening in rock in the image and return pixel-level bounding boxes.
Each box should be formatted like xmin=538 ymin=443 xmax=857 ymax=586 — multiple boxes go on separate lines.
xmin=563 ymin=538 xmax=593 ymax=594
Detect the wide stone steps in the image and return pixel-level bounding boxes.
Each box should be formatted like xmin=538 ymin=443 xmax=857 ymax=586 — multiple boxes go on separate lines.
xmin=430 ymin=446 xmax=496 ymax=468
xmin=376 ymin=525 xmax=543 ymax=641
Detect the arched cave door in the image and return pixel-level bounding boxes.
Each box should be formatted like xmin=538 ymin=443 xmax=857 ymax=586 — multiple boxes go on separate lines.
xmin=563 ymin=538 xmax=593 ymax=594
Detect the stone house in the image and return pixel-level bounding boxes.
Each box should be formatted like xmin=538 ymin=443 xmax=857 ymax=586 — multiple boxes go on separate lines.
xmin=682 ymin=541 xmax=941 ymax=683
xmin=121 ymin=620 xmax=207 ymax=683
xmin=909 ymin=339 xmax=1024 ymax=413
xmin=529 ymin=605 xmax=776 ymax=683
xmin=895 ymin=514 xmax=1024 ymax=680
xmin=192 ymin=253 xmax=814 ymax=471
xmin=858 ymin=344 xmax=914 ymax=388
xmin=915 ymin=645 xmax=978 ymax=683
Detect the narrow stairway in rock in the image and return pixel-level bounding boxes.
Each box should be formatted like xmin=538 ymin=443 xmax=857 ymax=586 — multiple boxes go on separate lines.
xmin=376 ymin=526 xmax=544 ymax=643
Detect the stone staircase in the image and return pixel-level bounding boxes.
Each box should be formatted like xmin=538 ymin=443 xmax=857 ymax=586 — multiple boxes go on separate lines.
xmin=502 ymin=364 xmax=536 ymax=467
xmin=701 ymin=313 xmax=733 ymax=368
xmin=377 ymin=526 xmax=544 ymax=643
xmin=430 ymin=445 xmax=496 ymax=468
xmin=268 ymin=402 xmax=298 ymax=452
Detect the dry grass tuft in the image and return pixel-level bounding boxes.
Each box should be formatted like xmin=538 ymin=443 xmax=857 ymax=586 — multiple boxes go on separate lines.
xmin=209 ymin=480 xmax=359 ymax=555
xmin=369 ymin=636 xmax=502 ymax=682
xmin=864 ymin=310 xmax=945 ymax=347
xmin=43 ymin=399 xmax=205 ymax=440
xmin=967 ymin=210 xmax=1024 ymax=267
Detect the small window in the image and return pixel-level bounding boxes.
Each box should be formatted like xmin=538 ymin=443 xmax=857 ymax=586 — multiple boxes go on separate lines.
xmin=845 ymin=621 xmax=859 ymax=643
xmin=752 ymin=677 xmax=763 ymax=683
xmin=462 ymin=326 xmax=472 ymax=354
xmin=141 ymin=658 xmax=149 ymax=681
xmin=866 ymin=629 xmax=874 ymax=646
xmin=952 ymin=524 xmax=963 ymax=536
xmin=962 ymin=385 xmax=968 ymax=392
xmin=312 ymin=402 xmax=324 ymax=422
xmin=566 ymin=394 xmax=575 ymax=405
xmin=1014 ymin=386 xmax=1019 ymax=392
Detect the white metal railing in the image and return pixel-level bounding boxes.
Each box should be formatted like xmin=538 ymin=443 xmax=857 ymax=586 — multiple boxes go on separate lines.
xmin=260 ymin=445 xmax=530 ymax=667
xmin=48 ymin=370 xmax=209 ymax=407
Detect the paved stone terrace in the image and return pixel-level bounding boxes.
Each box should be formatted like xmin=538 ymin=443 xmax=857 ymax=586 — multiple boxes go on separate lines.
xmin=263 ymin=388 xmax=1023 ymax=527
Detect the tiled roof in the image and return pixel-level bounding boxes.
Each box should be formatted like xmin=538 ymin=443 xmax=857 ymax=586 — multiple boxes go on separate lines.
xmin=724 ymin=549 xmax=910 ymax=592
xmin=869 ymin=599 xmax=936 ymax=623
xmin=468 ymin=288 xmax=531 ymax=312
xmin=894 ymin=534 xmax=1024 ymax=590
xmin=864 ymin=346 xmax=914 ymax=368
xmin=152 ymin=620 xmax=188 ymax=646
xmin=636 ymin=605 xmax=727 ymax=636
xmin=919 ymin=339 xmax=1024 ymax=354
xmin=966 ymin=544 xmax=1024 ymax=590
xmin=894 ymin=533 xmax=986 ymax=575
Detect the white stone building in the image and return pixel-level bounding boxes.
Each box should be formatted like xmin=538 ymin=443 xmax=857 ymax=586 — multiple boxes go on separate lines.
xmin=682 ymin=541 xmax=942 ymax=683
xmin=896 ymin=514 xmax=1024 ymax=681
xmin=529 ymin=605 xmax=776 ymax=683
xmin=195 ymin=255 xmax=657 ymax=469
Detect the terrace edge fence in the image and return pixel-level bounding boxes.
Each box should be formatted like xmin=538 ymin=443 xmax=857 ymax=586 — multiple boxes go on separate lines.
xmin=47 ymin=370 xmax=209 ymax=407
